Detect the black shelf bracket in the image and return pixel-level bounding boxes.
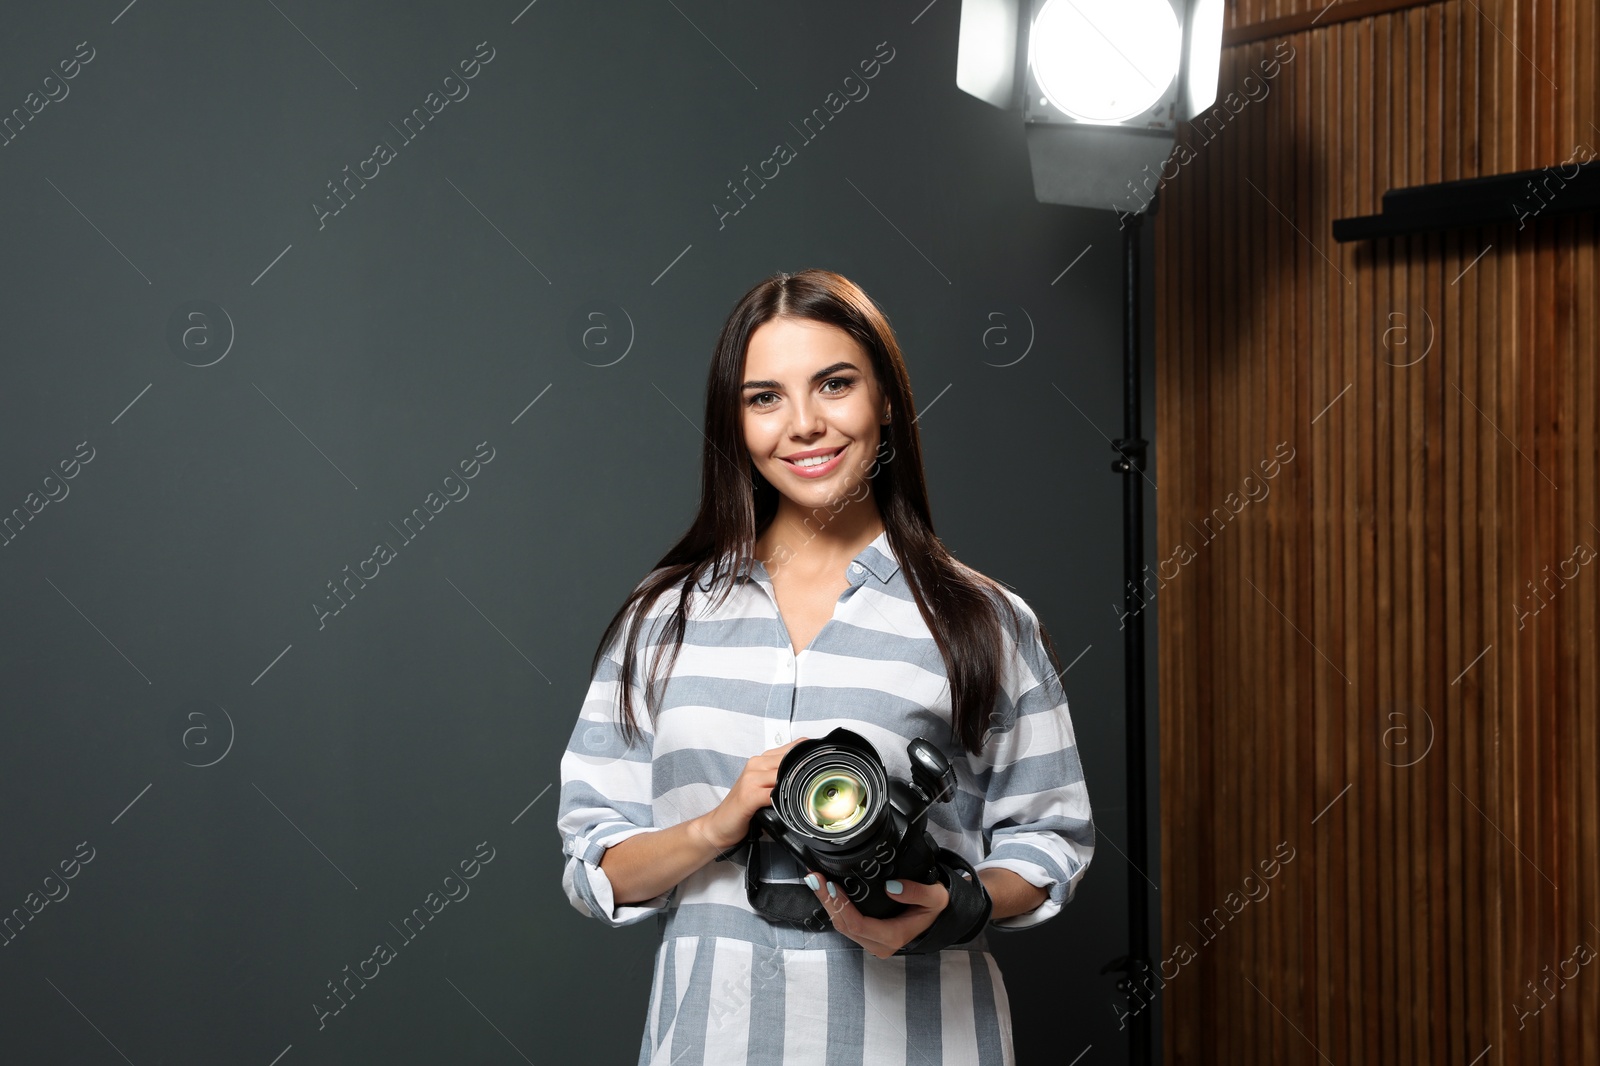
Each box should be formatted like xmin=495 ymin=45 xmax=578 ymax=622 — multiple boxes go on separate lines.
xmin=1332 ymin=157 xmax=1600 ymax=242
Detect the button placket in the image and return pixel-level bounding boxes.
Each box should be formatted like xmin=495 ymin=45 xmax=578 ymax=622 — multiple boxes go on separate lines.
xmin=766 ymin=572 xmax=796 ymax=746
xmin=772 ymin=651 xmax=794 ymax=746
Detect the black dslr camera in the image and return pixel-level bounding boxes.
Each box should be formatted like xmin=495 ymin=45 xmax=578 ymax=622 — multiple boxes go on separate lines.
xmin=735 ymin=727 xmax=993 ymax=954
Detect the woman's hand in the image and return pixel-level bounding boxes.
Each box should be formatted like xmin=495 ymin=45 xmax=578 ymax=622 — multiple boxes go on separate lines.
xmin=803 ymin=871 xmax=950 ymax=960
xmin=692 ymin=737 xmax=810 ymax=853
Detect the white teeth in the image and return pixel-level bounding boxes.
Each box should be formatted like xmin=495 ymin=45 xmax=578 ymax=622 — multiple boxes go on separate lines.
xmin=789 ymin=449 xmax=841 ymax=468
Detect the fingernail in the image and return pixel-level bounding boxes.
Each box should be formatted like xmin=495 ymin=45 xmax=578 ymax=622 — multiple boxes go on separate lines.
xmin=885 ymin=880 xmax=904 ymax=894
xmin=804 ymin=873 xmax=820 ymax=890
xmin=826 ymin=881 xmax=838 ymax=900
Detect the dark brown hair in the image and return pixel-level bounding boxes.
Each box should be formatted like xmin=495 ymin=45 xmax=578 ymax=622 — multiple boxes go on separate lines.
xmin=592 ymin=268 xmax=1063 ymax=755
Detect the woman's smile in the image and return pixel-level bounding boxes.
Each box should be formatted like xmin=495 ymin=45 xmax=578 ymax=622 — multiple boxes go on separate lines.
xmin=780 ymin=444 xmax=848 ymax=477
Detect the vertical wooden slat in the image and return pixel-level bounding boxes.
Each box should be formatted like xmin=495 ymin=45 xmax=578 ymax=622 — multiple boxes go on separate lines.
xmin=1577 ymin=14 xmax=1599 ymax=1059
xmin=1425 ymin=8 xmax=1454 ymax=1065
xmin=1248 ymin=35 xmax=1268 ymax=1064
xmin=1372 ymin=14 xmax=1398 ymax=1066
xmin=1449 ymin=12 xmax=1477 ymax=1060
xmin=1292 ymin=19 xmax=1319 ymax=1056
xmin=1433 ymin=6 xmax=1465 ymax=1056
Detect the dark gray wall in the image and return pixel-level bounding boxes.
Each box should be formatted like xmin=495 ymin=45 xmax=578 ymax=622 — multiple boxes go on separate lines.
xmin=0 ymin=2 xmax=1159 ymax=1062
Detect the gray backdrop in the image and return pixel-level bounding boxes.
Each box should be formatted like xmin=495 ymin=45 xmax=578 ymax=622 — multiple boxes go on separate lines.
xmin=0 ymin=1 xmax=1160 ymax=1062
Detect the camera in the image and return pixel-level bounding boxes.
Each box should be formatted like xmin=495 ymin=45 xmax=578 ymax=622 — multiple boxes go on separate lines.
xmin=739 ymin=727 xmax=992 ymax=952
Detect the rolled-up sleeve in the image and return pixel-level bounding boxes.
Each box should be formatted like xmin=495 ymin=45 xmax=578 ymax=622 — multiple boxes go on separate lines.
xmin=557 ymin=644 xmax=671 ymax=928
xmin=969 ymin=598 xmax=1095 ymax=931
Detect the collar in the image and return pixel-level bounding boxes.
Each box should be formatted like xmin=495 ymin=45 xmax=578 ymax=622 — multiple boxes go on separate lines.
xmin=694 ymin=529 xmax=901 ymax=592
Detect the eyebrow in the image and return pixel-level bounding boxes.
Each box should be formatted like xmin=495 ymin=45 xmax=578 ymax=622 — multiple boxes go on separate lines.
xmin=741 ymin=360 xmax=861 ymax=391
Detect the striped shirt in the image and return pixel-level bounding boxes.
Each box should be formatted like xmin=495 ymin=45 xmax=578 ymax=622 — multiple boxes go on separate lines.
xmin=557 ymin=529 xmax=1095 ymax=1065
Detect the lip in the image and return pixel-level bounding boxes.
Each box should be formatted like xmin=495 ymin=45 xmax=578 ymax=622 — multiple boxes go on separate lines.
xmin=779 ymin=445 xmax=846 ymax=478
xmin=781 ymin=445 xmax=847 ymax=461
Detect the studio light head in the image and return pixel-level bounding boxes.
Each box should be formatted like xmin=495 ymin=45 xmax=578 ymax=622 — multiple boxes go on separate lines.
xmin=955 ymin=0 xmax=1225 ymax=209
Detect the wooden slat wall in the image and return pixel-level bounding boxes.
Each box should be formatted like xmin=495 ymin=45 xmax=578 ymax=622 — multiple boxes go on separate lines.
xmin=1154 ymin=1 xmax=1599 ymax=1063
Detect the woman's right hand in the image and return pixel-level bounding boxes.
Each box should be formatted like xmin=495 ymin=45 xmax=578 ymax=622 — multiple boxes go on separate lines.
xmin=607 ymin=737 xmax=814 ymax=906
xmin=694 ymin=737 xmax=809 ymax=853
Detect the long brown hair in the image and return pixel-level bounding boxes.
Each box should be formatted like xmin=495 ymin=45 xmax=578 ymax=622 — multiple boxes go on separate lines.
xmin=592 ymin=268 xmax=1063 ymax=755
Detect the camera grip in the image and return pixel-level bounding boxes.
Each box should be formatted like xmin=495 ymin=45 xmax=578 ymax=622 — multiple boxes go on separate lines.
xmin=893 ymin=848 xmax=993 ymax=956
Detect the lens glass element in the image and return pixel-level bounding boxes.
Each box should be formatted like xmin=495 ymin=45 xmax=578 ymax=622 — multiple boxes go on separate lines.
xmin=801 ymin=769 xmax=868 ymax=833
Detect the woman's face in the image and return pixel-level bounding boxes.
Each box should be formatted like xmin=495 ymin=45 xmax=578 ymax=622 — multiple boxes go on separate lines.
xmin=741 ymin=316 xmax=890 ymax=515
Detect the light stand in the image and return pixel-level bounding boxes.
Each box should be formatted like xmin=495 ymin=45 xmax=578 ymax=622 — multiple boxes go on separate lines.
xmin=1099 ymin=198 xmax=1155 ymax=1066
xmin=956 ymin=3 xmax=1222 ymax=1060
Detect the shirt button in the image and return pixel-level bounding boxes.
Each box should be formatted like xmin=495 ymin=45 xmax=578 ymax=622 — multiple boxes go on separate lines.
xmin=850 ymin=564 xmax=862 ymax=574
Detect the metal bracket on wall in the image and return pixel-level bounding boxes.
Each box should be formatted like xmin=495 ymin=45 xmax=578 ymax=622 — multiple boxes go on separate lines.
xmin=1332 ymin=159 xmax=1600 ymax=242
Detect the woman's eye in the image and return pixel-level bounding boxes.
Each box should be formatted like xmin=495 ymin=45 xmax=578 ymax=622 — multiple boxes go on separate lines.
xmin=747 ymin=378 xmax=853 ymax=408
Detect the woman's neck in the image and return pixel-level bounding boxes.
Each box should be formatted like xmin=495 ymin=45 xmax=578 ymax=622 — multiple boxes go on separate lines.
xmin=756 ymin=498 xmax=885 ymax=577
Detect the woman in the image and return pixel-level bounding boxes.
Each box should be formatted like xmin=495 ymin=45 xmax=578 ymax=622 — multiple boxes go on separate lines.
xmin=557 ymin=269 xmax=1094 ymax=1064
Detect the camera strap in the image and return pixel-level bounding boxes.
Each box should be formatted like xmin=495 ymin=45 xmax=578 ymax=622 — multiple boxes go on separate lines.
xmin=718 ymin=828 xmax=833 ymax=928
xmin=892 ymin=847 xmax=993 ymax=956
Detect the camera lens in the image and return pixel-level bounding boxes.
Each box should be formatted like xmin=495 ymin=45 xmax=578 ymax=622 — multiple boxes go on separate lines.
xmin=801 ymin=768 xmax=867 ymax=832
xmin=772 ymin=734 xmax=887 ymax=849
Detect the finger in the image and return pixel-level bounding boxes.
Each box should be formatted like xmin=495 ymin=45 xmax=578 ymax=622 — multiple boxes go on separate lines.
xmin=756 ymin=748 xmax=803 ymax=769
xmin=804 ymin=871 xmax=838 ymax=906
xmin=852 ymin=934 xmax=900 ymax=960
xmin=803 ymin=873 xmax=849 ymax=937
xmin=882 ymin=877 xmax=949 ymax=909
xmin=805 ymin=873 xmax=859 ymax=923
xmin=766 ymin=737 xmax=809 ymax=756
xmin=801 ymin=878 xmax=925 ymax=958
xmin=831 ymin=915 xmax=907 ymax=959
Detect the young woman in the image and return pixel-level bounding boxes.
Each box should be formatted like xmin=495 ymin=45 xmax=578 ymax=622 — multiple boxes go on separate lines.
xmin=557 ymin=269 xmax=1094 ymax=1064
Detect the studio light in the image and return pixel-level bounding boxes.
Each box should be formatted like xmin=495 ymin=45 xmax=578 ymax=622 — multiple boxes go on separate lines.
xmin=957 ymin=0 xmax=1225 ymax=210
xmin=1184 ymin=0 xmax=1226 ymax=117
xmin=955 ymin=5 xmax=1226 ymax=1064
xmin=1029 ymin=0 xmax=1180 ymax=124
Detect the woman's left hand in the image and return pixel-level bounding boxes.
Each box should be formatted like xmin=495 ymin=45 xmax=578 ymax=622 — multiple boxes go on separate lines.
xmin=804 ymin=871 xmax=949 ymax=960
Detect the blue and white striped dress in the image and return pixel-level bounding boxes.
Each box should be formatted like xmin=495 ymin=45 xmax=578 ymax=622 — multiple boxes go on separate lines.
xmin=557 ymin=529 xmax=1095 ymax=1065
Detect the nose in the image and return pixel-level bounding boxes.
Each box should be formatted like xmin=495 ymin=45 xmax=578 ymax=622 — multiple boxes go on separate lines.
xmin=789 ymin=394 xmax=825 ymax=437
